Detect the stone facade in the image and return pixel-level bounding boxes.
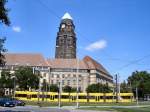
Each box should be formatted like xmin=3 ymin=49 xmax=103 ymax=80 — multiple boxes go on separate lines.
xmin=55 ymin=14 xmax=76 ymax=59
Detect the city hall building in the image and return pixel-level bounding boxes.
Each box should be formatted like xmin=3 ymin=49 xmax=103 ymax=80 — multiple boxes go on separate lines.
xmin=1 ymin=13 xmax=113 ymax=92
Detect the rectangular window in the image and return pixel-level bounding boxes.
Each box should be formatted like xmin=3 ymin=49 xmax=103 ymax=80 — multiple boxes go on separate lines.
xmin=67 ymin=80 xmax=70 ymax=85
xmin=57 ymin=74 xmax=59 ymax=78
xmin=43 ymin=73 xmax=46 ymax=77
xmin=62 ymin=74 xmax=65 ymax=78
xmin=68 ymin=74 xmax=70 ymax=77
xmin=51 ymin=74 xmax=54 ymax=78
xmin=62 ymin=80 xmax=64 ymax=85
xmin=73 ymin=74 xmax=76 ymax=77
xmin=51 ymin=80 xmax=53 ymax=84
xmin=56 ymin=80 xmax=59 ymax=84
xmin=73 ymin=80 xmax=76 ymax=85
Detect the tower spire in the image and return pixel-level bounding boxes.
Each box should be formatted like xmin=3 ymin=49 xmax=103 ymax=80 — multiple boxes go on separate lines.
xmin=62 ymin=12 xmax=73 ymax=20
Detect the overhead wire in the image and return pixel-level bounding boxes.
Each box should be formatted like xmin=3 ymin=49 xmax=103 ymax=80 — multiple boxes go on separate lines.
xmin=34 ymin=0 xmax=150 ymax=73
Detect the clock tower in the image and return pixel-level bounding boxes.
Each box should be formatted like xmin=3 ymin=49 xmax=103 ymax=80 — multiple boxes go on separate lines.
xmin=55 ymin=13 xmax=76 ymax=59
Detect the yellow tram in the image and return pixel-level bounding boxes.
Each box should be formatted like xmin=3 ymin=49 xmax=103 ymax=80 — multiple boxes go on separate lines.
xmin=15 ymin=91 xmax=134 ymax=103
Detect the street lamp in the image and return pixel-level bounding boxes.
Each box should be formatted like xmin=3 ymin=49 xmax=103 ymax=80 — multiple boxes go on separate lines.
xmin=58 ymin=81 xmax=61 ymax=108
xmin=76 ymin=58 xmax=79 ymax=108
xmin=12 ymin=75 xmax=16 ymax=98
xmin=136 ymin=87 xmax=138 ymax=105
xmin=35 ymin=68 xmax=41 ymax=107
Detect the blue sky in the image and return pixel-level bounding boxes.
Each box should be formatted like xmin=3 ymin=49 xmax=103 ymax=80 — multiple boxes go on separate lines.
xmin=1 ymin=0 xmax=150 ymax=82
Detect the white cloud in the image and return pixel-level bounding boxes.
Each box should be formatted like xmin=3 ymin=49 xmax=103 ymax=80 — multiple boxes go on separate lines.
xmin=12 ymin=26 xmax=21 ymax=32
xmin=85 ymin=40 xmax=107 ymax=51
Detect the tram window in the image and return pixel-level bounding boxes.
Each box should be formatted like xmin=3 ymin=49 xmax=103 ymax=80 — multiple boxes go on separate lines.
xmin=27 ymin=95 xmax=31 ymax=99
xmin=47 ymin=95 xmax=50 ymax=98
xmin=100 ymin=96 xmax=103 ymax=99
xmin=15 ymin=94 xmax=27 ymax=97
xmin=32 ymin=94 xmax=37 ymax=98
xmin=121 ymin=96 xmax=131 ymax=99
xmin=61 ymin=95 xmax=69 ymax=99
xmin=114 ymin=96 xmax=117 ymax=99
xmin=55 ymin=95 xmax=58 ymax=98
xmin=88 ymin=96 xmax=95 ymax=99
xmin=40 ymin=95 xmax=46 ymax=98
xmin=71 ymin=96 xmax=76 ymax=100
xmin=105 ymin=96 xmax=113 ymax=99
xmin=79 ymin=96 xmax=87 ymax=99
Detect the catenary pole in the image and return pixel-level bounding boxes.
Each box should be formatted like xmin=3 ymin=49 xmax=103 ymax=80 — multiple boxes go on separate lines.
xmin=76 ymin=58 xmax=79 ymax=108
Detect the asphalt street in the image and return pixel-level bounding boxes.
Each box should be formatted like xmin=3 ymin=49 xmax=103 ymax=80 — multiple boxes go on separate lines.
xmin=0 ymin=106 xmax=107 ymax=112
xmin=1 ymin=105 xmax=150 ymax=112
xmin=0 ymin=106 xmax=70 ymax=112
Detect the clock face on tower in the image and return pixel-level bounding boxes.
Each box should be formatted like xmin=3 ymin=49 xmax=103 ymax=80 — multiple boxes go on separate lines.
xmin=61 ymin=24 xmax=65 ymax=28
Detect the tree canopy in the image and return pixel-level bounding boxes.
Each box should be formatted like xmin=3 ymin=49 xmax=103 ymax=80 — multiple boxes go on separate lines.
xmin=127 ymin=71 xmax=150 ymax=98
xmin=0 ymin=37 xmax=7 ymax=66
xmin=0 ymin=0 xmax=10 ymax=66
xmin=0 ymin=0 xmax=10 ymax=25
xmin=49 ymin=84 xmax=59 ymax=92
xmin=15 ymin=67 xmax=39 ymax=91
xmin=86 ymin=83 xmax=112 ymax=93
xmin=0 ymin=70 xmax=13 ymax=96
xmin=120 ymin=80 xmax=131 ymax=93
xmin=63 ymin=85 xmax=71 ymax=93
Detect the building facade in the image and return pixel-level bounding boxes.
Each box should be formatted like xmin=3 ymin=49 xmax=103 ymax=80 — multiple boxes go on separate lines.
xmin=1 ymin=13 xmax=113 ymax=92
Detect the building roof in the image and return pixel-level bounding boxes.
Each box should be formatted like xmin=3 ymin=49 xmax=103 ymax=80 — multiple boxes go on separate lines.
xmin=47 ymin=58 xmax=87 ymax=69
xmin=62 ymin=12 xmax=73 ymax=20
xmin=4 ymin=53 xmax=49 ymax=67
xmin=83 ymin=56 xmax=112 ymax=77
xmin=4 ymin=53 xmax=112 ymax=77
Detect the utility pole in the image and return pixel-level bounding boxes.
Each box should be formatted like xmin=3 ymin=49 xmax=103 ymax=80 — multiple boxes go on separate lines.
xmin=37 ymin=70 xmax=41 ymax=107
xmin=115 ymin=74 xmax=119 ymax=103
xmin=12 ymin=75 xmax=16 ymax=98
xmin=58 ymin=81 xmax=61 ymax=108
xmin=76 ymin=58 xmax=79 ymax=108
xmin=136 ymin=87 xmax=138 ymax=105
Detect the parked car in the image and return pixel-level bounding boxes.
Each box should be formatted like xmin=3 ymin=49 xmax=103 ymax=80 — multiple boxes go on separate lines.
xmin=11 ymin=98 xmax=25 ymax=106
xmin=0 ymin=98 xmax=16 ymax=107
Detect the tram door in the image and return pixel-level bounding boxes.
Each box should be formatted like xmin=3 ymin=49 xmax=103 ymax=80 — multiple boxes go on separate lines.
xmin=71 ymin=96 xmax=76 ymax=102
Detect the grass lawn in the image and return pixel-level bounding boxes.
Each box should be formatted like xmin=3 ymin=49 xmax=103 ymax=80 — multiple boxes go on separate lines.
xmin=80 ymin=106 xmax=150 ymax=112
xmin=25 ymin=101 xmax=150 ymax=112
xmin=25 ymin=101 xmax=150 ymax=107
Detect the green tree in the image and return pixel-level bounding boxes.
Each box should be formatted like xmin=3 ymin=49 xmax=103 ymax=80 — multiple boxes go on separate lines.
xmin=0 ymin=0 xmax=10 ymax=25
xmin=0 ymin=37 xmax=7 ymax=66
xmin=63 ymin=85 xmax=72 ymax=101
xmin=0 ymin=0 xmax=10 ymax=66
xmin=71 ymin=87 xmax=76 ymax=92
xmin=127 ymin=71 xmax=150 ymax=98
xmin=15 ymin=67 xmax=39 ymax=91
xmin=49 ymin=84 xmax=59 ymax=92
xmin=63 ymin=85 xmax=71 ymax=93
xmin=0 ymin=70 xmax=13 ymax=96
xmin=41 ymin=79 xmax=48 ymax=92
xmin=103 ymin=83 xmax=112 ymax=93
xmin=120 ymin=80 xmax=131 ymax=93
xmin=86 ymin=83 xmax=112 ymax=93
xmin=0 ymin=0 xmax=10 ymax=96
